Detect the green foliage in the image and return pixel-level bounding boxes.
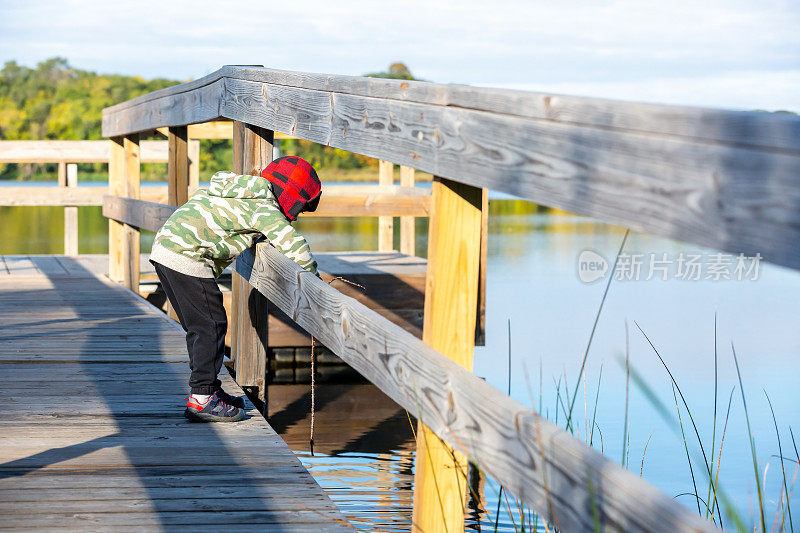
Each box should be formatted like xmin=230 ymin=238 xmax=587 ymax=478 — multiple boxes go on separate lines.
xmin=0 ymin=57 xmax=176 ymax=141
xmin=364 ymin=62 xmax=421 ymax=81
xmin=0 ymin=58 xmax=423 ymax=181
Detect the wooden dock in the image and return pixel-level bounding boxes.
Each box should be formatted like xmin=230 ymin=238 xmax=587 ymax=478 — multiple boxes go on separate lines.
xmin=0 ymin=256 xmax=351 ymax=531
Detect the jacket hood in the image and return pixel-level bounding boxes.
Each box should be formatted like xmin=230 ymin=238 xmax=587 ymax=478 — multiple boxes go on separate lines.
xmin=207 ymin=171 xmax=272 ymax=199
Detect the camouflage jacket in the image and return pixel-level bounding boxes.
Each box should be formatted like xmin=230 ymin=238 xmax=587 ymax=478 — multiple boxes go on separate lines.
xmin=150 ymin=171 xmax=318 ymax=278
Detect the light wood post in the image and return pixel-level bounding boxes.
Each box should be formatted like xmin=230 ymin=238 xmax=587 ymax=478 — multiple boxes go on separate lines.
xmin=108 ymin=138 xmax=125 ymax=282
xmin=378 ymin=160 xmax=394 ymax=252
xmin=163 ymin=126 xmax=190 ymax=318
xmin=413 ymin=177 xmax=484 ymax=533
xmin=122 ymin=135 xmax=140 ymax=292
xmin=231 ymin=121 xmax=273 ymax=405
xmin=64 ymin=163 xmax=78 ymax=256
xmin=188 ymin=139 xmax=200 ymax=196
xmin=399 ymin=165 xmax=415 ymax=256
xmin=476 ymin=188 xmax=489 ymax=345
xmin=57 ymin=161 xmax=67 ymax=187
xmin=168 ymin=126 xmax=189 ymax=206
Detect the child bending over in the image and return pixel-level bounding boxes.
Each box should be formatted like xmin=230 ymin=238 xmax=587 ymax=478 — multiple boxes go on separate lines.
xmin=150 ymin=156 xmax=322 ymax=422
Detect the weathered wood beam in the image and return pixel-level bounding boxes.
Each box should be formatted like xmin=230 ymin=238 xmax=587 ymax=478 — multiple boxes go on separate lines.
xmin=234 ymin=242 xmax=718 ymax=533
xmin=102 ymin=196 xmax=177 ymax=233
xmin=103 ymin=66 xmax=800 ymax=152
xmin=0 ymin=187 xmax=168 ymax=206
xmin=101 ymin=66 xmax=800 ymax=271
xmin=0 ymin=140 xmax=183 ymax=164
xmin=101 ymin=189 xmax=431 ymax=233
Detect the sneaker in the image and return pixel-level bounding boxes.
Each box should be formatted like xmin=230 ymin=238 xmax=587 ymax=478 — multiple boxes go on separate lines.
xmin=184 ymin=392 xmax=246 ymax=422
xmin=215 ymin=388 xmax=246 ymax=409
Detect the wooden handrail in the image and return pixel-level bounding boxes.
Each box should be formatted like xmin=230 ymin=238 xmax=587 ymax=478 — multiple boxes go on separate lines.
xmin=0 ymin=139 xmax=196 ymax=164
xmin=102 ymin=65 xmax=800 ymax=271
xmin=96 ymin=65 xmax=800 ymax=531
xmin=234 ymin=241 xmax=717 ymax=533
xmin=102 ymin=187 xmax=430 ymax=232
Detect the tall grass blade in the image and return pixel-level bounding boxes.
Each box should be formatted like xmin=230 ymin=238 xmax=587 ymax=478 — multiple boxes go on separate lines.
xmin=589 ymin=362 xmax=603 ymax=448
xmin=641 ymin=430 xmax=655 ymax=477
xmin=565 ymin=229 xmax=630 ymax=431
xmin=732 ymin=343 xmax=766 ymax=533
xmin=706 ymin=311 xmax=719 ymax=519
xmin=673 ymin=384 xmax=702 ymax=515
xmin=710 ymin=386 xmax=736 ymax=528
xmin=635 ymin=321 xmax=721 ymax=519
xmin=765 ymin=391 xmax=793 ymax=533
xmin=622 ymin=320 xmax=630 ymax=466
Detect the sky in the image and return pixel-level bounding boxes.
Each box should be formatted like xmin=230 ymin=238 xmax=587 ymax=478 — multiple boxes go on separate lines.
xmin=1 ymin=0 xmax=799 ymax=112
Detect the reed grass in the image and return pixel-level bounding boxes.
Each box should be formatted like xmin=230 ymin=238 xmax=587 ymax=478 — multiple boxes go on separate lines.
xmin=732 ymin=343 xmax=767 ymax=532
xmin=765 ymin=391 xmax=793 ymax=533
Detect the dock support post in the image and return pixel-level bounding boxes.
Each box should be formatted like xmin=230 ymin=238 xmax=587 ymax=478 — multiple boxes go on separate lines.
xmin=122 ymin=135 xmax=140 ymax=292
xmin=64 ymin=163 xmax=78 ymax=256
xmin=164 ymin=126 xmax=190 ymax=318
xmin=188 ymin=139 xmax=200 ymax=196
xmin=399 ymin=165 xmax=415 ymax=256
xmin=231 ymin=121 xmax=273 ymax=407
xmin=378 ymin=160 xmax=394 ymax=252
xmin=108 ymin=138 xmax=125 ymax=282
xmin=168 ymin=126 xmax=189 ymax=207
xmin=413 ymin=177 xmax=484 ymax=533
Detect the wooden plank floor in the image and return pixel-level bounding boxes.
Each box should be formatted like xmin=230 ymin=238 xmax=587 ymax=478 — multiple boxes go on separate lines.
xmin=0 ymin=257 xmax=352 ymax=531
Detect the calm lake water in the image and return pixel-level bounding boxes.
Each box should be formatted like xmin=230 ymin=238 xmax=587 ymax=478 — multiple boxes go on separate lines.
xmin=2 ymin=184 xmax=798 ymax=531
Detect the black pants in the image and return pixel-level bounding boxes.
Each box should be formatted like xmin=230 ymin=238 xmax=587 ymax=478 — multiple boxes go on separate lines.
xmin=152 ymin=261 xmax=227 ymax=395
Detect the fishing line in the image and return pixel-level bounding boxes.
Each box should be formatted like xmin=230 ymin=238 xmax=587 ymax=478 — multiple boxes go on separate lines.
xmin=308 ymin=275 xmax=367 ymax=457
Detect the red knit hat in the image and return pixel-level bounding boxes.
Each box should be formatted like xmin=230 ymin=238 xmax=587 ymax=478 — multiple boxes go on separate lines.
xmin=260 ymin=156 xmax=322 ymax=221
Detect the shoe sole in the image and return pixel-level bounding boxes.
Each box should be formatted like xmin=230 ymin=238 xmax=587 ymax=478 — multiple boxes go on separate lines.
xmin=184 ymin=408 xmax=247 ymax=423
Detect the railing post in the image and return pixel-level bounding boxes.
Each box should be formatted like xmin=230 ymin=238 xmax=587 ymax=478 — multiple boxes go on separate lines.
xmin=399 ymin=165 xmax=415 ymax=256
xmin=122 ymin=135 xmax=140 ymax=292
xmin=378 ymin=160 xmax=394 ymax=252
xmin=188 ymin=139 xmax=200 ymax=196
xmin=108 ymin=138 xmax=125 ymax=282
xmin=64 ymin=163 xmax=78 ymax=256
xmin=168 ymin=126 xmax=189 ymax=206
xmin=163 ymin=126 xmax=190 ymax=319
xmin=413 ymin=176 xmax=484 ymax=533
xmin=231 ymin=121 xmax=273 ymax=406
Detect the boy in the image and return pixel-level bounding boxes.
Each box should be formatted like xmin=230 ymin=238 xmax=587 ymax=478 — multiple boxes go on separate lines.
xmin=150 ymin=156 xmax=322 ymax=422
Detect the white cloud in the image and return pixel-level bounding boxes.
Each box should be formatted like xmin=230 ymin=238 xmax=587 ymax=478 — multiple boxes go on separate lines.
xmin=0 ymin=0 xmax=798 ymax=110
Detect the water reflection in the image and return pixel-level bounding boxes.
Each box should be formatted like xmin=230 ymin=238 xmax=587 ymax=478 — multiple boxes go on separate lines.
xmin=266 ymin=382 xmax=416 ymax=531
xmin=2 ymin=198 xmax=798 ymax=530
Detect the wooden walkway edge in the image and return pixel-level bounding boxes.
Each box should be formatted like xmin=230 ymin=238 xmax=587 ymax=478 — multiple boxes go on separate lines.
xmin=0 ymin=256 xmax=351 ymax=531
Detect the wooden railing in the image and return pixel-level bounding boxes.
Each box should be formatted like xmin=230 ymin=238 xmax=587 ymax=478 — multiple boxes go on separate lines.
xmin=0 ymin=139 xmax=199 ymax=255
xmin=1 ymin=136 xmax=425 ymax=257
xmin=100 ymin=65 xmax=800 ymax=532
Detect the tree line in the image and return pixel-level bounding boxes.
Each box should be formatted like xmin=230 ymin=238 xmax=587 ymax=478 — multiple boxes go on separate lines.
xmin=0 ymin=58 xmax=420 ymax=181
